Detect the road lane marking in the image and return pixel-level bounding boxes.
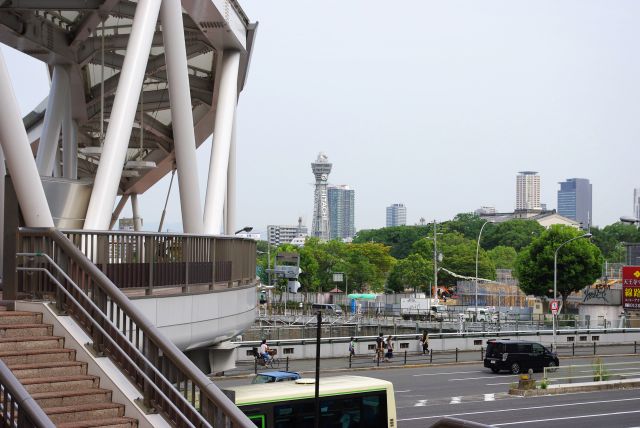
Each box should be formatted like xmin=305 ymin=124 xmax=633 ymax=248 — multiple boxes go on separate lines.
xmin=449 ymin=376 xmax=516 ymax=381
xmin=493 ymin=409 xmax=640 ymax=426
xmin=413 ymin=370 xmax=481 ymax=377
xmin=450 ymin=397 xmax=461 ymax=404
xmin=395 ymin=390 xmax=411 ymax=393
xmin=397 ymin=396 xmax=640 ymax=421
xmin=414 ymin=399 xmax=428 ymax=407
xmin=484 ymin=394 xmax=495 ymax=401
xmin=486 ymin=382 xmax=515 ymax=386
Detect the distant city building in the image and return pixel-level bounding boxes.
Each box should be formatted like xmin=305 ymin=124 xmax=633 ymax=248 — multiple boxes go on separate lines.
xmin=118 ymin=218 xmax=136 ymax=230
xmin=386 ymin=203 xmax=407 ymax=227
xmin=557 ymin=178 xmax=592 ymax=229
xmin=236 ymin=232 xmax=261 ymax=240
xmin=475 ymin=206 xmax=496 ymax=216
xmin=311 ymin=153 xmax=332 ymax=240
xmin=328 ymin=185 xmax=355 ymax=240
xmin=516 ymin=171 xmax=541 ymax=211
xmin=267 ymin=223 xmax=308 ymax=246
xmin=478 ymin=209 xmax=580 ymax=229
xmin=634 ymin=188 xmax=640 ymax=220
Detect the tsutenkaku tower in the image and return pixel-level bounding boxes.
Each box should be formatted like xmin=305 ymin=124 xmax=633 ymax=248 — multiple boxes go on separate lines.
xmin=311 ymin=152 xmax=332 ymax=240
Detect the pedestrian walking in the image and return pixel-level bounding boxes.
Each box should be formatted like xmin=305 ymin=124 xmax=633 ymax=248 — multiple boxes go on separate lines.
xmin=420 ymin=331 xmax=429 ymax=354
xmin=374 ymin=333 xmax=384 ymax=362
xmin=349 ymin=337 xmax=356 ymax=357
xmin=385 ymin=336 xmax=394 ymax=362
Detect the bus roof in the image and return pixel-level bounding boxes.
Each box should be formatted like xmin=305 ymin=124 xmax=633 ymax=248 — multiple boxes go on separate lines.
xmin=223 ymin=375 xmax=393 ymax=406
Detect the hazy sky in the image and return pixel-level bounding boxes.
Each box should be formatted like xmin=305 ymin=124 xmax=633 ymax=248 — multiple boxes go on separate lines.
xmin=4 ymin=1 xmax=640 ymax=234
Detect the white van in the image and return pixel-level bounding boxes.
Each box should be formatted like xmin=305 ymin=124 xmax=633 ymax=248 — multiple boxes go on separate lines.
xmin=464 ymin=307 xmax=495 ymax=322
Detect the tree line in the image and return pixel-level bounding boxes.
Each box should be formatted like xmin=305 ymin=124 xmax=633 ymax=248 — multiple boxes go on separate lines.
xmin=257 ymin=213 xmax=640 ymax=303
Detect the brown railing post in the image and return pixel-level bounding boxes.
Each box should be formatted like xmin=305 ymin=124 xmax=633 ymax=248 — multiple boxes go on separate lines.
xmin=572 ymin=342 xmax=575 ymax=356
xmin=145 ymin=236 xmax=154 ymax=295
xmin=2 ymin=176 xmax=19 ymax=301
xmin=594 ymin=341 xmax=596 ymax=355
xmin=209 ymin=237 xmax=216 ymax=291
xmin=183 ymin=237 xmax=189 ymax=292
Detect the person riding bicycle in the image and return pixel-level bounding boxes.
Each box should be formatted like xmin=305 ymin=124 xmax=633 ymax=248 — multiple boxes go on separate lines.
xmin=259 ymin=339 xmax=271 ymax=363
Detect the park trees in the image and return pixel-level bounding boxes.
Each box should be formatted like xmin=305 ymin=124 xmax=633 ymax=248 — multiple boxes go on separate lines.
xmin=386 ymin=253 xmax=433 ymax=293
xmin=515 ymin=225 xmax=602 ymax=306
xmin=487 ymin=246 xmax=518 ymax=270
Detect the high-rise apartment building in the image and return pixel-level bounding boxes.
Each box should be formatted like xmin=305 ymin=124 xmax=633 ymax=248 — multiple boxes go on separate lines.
xmin=557 ymin=178 xmax=592 ymax=229
xmin=386 ymin=203 xmax=407 ymax=227
xmin=328 ymin=185 xmax=355 ymax=240
xmin=516 ymin=171 xmax=541 ymax=210
xmin=311 ymin=153 xmax=332 ymax=240
xmin=634 ymin=188 xmax=640 ymax=220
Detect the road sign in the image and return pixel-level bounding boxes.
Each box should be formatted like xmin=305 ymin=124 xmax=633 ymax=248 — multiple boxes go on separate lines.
xmin=550 ymin=300 xmax=559 ymax=315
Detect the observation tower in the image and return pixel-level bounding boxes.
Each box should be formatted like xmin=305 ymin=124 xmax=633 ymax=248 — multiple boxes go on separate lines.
xmin=311 ymin=152 xmax=332 ymax=240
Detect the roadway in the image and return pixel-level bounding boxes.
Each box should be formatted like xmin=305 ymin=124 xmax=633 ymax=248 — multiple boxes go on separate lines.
xmin=214 ymin=354 xmax=640 ymax=427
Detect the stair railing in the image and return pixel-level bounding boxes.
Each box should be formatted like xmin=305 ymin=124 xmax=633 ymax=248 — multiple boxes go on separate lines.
xmin=15 ymin=228 xmax=253 ymax=428
xmin=0 ymin=359 xmax=55 ymax=427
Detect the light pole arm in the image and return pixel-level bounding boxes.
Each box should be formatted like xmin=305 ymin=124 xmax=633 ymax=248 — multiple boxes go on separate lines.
xmin=475 ymin=221 xmax=490 ymax=314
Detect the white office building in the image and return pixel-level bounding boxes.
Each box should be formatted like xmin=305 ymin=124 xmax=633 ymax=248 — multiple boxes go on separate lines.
xmin=267 ymin=224 xmax=308 ymax=246
xmin=386 ymin=203 xmax=407 ymax=227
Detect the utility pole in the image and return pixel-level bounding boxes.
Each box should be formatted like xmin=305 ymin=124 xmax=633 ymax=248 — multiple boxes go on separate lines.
xmin=433 ymin=220 xmax=438 ymax=299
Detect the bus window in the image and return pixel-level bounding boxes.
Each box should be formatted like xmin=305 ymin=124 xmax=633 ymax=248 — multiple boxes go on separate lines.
xmin=247 ymin=414 xmax=266 ymax=428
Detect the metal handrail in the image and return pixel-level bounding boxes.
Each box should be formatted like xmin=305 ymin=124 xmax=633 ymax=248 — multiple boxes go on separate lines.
xmin=15 ymin=228 xmax=253 ymax=428
xmin=0 ymin=359 xmax=55 ymax=427
xmin=18 ymin=263 xmax=205 ymax=428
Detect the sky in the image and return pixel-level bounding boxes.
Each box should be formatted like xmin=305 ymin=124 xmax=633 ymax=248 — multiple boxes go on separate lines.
xmin=4 ymin=1 xmax=640 ymax=235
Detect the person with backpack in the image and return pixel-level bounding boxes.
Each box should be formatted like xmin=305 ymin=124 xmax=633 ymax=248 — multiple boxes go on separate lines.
xmin=348 ymin=337 xmax=356 ymax=357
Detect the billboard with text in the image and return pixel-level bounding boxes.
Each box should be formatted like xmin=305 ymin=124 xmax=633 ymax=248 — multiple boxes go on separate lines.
xmin=622 ymin=266 xmax=640 ymax=310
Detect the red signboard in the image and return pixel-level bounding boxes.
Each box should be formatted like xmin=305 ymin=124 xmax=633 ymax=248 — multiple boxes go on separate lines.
xmin=622 ymin=266 xmax=640 ymax=310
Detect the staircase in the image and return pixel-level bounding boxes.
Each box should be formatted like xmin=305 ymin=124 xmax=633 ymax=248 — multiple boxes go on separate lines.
xmin=0 ymin=309 xmax=138 ymax=427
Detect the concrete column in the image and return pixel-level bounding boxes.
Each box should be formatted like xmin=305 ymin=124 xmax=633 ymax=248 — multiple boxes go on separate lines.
xmin=203 ymin=50 xmax=240 ymax=235
xmin=0 ymin=50 xmax=53 ymax=227
xmin=131 ymin=194 xmax=142 ymax=231
xmin=62 ymin=113 xmax=78 ymax=180
xmin=84 ymin=0 xmax=162 ymax=231
xmin=36 ymin=66 xmax=68 ymax=176
xmin=160 ymin=0 xmax=203 ymax=234
xmin=225 ymin=117 xmax=237 ymax=235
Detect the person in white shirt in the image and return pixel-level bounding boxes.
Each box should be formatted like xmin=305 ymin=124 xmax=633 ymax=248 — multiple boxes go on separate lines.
xmin=259 ymin=339 xmax=270 ymax=362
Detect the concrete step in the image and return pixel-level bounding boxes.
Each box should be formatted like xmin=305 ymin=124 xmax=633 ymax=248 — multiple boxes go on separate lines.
xmin=10 ymin=360 xmax=87 ymax=379
xmin=20 ymin=374 xmax=101 ymax=394
xmin=0 ymin=348 xmax=76 ymax=364
xmin=44 ymin=402 xmax=125 ymax=424
xmin=0 ymin=323 xmax=53 ymax=338
xmin=0 ymin=311 xmax=42 ymax=325
xmin=0 ymin=336 xmax=64 ymax=352
xmin=32 ymin=388 xmax=112 ymax=408
xmin=57 ymin=417 xmax=138 ymax=428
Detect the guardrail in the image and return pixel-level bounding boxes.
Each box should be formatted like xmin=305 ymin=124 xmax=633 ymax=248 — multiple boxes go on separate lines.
xmin=544 ymin=361 xmax=640 ymax=384
xmin=0 ymin=359 xmax=55 ymax=427
xmin=5 ymin=228 xmax=256 ymax=299
xmin=14 ymin=228 xmax=253 ymax=428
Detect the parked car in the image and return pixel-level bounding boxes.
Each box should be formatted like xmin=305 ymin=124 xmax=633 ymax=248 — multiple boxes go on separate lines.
xmin=484 ymin=339 xmax=559 ymax=374
xmin=311 ymin=303 xmax=343 ymax=315
xmin=251 ymin=371 xmax=301 ymax=384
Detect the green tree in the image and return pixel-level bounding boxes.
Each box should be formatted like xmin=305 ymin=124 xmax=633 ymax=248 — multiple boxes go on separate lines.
xmin=482 ymin=219 xmax=544 ymax=251
xmin=443 ymin=213 xmax=488 ymax=241
xmin=487 ymin=246 xmax=518 ymax=270
xmin=412 ymin=232 xmax=495 ymax=286
xmin=515 ymin=225 xmax=602 ymax=307
xmin=353 ymin=225 xmax=430 ymax=259
xmin=590 ymin=222 xmax=640 ymax=262
xmin=386 ymin=253 xmax=433 ymax=293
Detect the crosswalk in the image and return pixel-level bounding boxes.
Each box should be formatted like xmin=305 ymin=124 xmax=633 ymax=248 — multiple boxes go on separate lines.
xmin=398 ymin=391 xmax=514 ymax=408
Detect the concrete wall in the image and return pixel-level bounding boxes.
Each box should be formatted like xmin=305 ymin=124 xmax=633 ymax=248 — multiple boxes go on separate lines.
xmin=235 ymin=328 xmax=640 ymax=361
xmin=130 ymin=284 xmax=257 ymax=351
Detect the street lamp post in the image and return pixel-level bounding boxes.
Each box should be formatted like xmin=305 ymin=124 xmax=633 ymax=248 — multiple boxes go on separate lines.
xmin=475 ymin=221 xmax=490 ymax=319
xmin=553 ymin=232 xmax=592 ymax=347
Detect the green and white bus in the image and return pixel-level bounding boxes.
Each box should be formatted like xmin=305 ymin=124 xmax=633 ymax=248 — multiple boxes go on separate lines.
xmin=223 ymin=375 xmax=397 ymax=428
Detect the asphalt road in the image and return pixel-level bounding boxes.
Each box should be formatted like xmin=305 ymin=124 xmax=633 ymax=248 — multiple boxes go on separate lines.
xmin=214 ymin=354 xmax=640 ymax=427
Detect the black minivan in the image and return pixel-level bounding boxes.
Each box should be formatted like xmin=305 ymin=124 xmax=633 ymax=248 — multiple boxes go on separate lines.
xmin=484 ymin=340 xmax=559 ymax=374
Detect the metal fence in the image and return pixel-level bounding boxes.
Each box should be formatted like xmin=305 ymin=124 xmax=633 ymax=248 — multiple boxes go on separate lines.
xmin=543 ymin=360 xmax=640 ymax=384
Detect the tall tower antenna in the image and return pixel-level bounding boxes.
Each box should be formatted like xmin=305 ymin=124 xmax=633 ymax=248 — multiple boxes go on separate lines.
xmin=311 ymin=152 xmax=332 ymax=240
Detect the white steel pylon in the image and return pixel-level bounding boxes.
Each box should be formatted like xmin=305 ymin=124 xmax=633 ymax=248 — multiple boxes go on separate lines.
xmin=0 ymin=0 xmax=256 ymax=234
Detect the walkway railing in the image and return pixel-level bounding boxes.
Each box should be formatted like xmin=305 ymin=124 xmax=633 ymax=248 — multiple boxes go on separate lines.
xmin=14 ymin=228 xmax=253 ymax=428
xmin=0 ymin=359 xmax=54 ymax=427
xmin=6 ymin=228 xmax=256 ymax=298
